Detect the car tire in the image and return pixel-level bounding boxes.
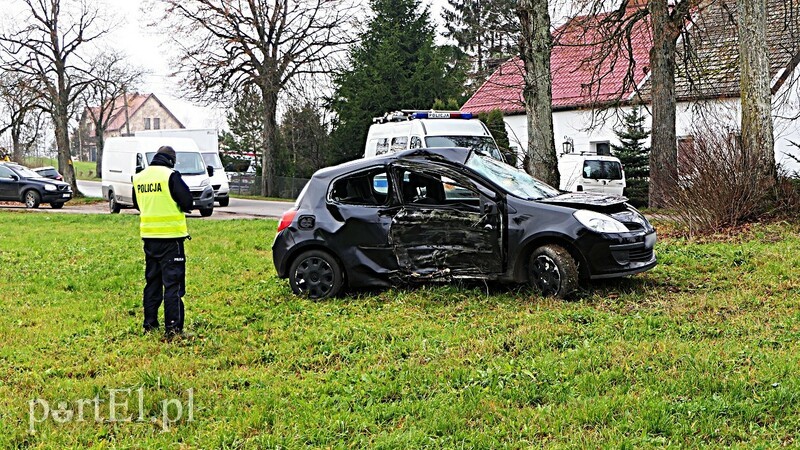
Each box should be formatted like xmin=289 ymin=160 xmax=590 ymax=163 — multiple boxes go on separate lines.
xmin=50 ymin=202 xmax=64 ymax=209
xmin=218 ymin=197 xmax=229 ymax=207
xmin=24 ymin=190 xmax=41 ymax=209
xmin=109 ymin=191 xmax=121 ymax=214
xmin=528 ymin=244 xmax=579 ymax=299
xmin=200 ymin=208 xmax=213 ymax=217
xmin=289 ymin=249 xmax=344 ymax=300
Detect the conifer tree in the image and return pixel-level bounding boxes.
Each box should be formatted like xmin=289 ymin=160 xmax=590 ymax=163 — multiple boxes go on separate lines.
xmin=612 ymin=108 xmax=651 ymax=206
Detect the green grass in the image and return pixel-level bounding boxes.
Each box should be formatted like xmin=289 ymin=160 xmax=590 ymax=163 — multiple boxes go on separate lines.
xmin=2 ymin=212 xmax=800 ymax=448
xmin=23 ymin=158 xmax=98 ymax=181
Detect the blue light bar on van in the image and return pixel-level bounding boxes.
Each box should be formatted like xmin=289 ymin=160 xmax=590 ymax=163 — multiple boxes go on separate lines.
xmin=410 ymin=112 xmax=473 ymax=120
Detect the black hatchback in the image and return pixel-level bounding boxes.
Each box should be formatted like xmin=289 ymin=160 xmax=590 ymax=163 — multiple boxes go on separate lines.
xmin=272 ymin=148 xmax=656 ymax=299
xmin=0 ymin=162 xmax=73 ymax=208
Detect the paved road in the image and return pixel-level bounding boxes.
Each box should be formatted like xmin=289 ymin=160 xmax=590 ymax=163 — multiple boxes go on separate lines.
xmin=61 ymin=180 xmax=293 ymax=219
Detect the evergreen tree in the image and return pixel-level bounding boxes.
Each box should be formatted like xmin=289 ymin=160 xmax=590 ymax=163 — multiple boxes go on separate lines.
xmin=221 ymin=86 xmax=264 ymax=173
xmin=612 ymin=107 xmax=651 ymax=206
xmin=329 ymin=0 xmax=466 ymax=162
xmin=278 ymin=102 xmax=332 ymax=179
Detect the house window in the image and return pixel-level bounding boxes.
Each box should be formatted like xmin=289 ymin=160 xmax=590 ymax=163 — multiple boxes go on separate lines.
xmin=144 ymin=118 xmax=151 ymax=130
xmin=154 ymin=118 xmax=161 ymax=130
xmin=592 ymin=141 xmax=611 ymax=156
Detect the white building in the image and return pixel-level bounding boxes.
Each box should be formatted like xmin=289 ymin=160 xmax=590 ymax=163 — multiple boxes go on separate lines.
xmin=462 ymin=0 xmax=800 ymax=173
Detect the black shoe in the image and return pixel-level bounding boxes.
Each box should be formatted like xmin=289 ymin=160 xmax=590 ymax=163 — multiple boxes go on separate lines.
xmin=163 ymin=329 xmax=183 ymax=341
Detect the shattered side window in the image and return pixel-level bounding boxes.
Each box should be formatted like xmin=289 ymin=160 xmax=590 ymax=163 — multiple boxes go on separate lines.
xmin=330 ymin=169 xmax=391 ymax=206
xmin=399 ymin=169 xmax=480 ymax=208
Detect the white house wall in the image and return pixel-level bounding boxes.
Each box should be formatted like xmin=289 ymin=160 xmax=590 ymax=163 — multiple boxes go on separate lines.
xmin=504 ymin=66 xmax=800 ymax=174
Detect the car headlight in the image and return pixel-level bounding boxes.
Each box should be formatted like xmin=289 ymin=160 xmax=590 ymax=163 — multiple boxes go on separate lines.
xmin=44 ymin=184 xmax=56 ymax=191
xmin=573 ymin=209 xmax=629 ymax=233
xmin=199 ymin=179 xmax=210 ymax=187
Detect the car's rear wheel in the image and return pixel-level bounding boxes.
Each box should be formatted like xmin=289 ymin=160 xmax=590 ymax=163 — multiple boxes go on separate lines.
xmin=24 ymin=190 xmax=41 ymax=209
xmin=289 ymin=250 xmax=344 ymax=299
xmin=200 ymin=208 xmax=213 ymax=217
xmin=50 ymin=202 xmax=64 ymax=209
xmin=218 ymin=197 xmax=229 ymax=207
xmin=528 ymin=244 xmax=578 ymax=298
xmin=109 ymin=191 xmax=121 ymax=214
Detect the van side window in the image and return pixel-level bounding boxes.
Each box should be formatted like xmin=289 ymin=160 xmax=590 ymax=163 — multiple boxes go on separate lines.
xmin=410 ymin=136 xmax=423 ymax=149
xmin=391 ymin=136 xmax=407 ymax=152
xmin=376 ymin=138 xmax=390 ymax=155
xmin=330 ymin=169 xmax=391 ymax=206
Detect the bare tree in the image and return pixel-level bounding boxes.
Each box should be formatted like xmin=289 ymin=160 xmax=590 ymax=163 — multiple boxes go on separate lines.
xmin=517 ymin=0 xmax=559 ymax=186
xmin=81 ymin=51 xmax=144 ymax=177
xmin=155 ymin=0 xmax=358 ymax=197
xmin=0 ymin=0 xmax=109 ymax=193
xmin=738 ymin=0 xmax=775 ymax=183
xmin=0 ymin=73 xmax=44 ymax=162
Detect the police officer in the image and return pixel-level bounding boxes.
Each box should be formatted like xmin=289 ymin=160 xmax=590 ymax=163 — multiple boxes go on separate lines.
xmin=133 ymin=146 xmax=194 ymax=338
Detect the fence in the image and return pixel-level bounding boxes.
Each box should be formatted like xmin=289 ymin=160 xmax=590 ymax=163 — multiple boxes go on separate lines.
xmin=228 ymin=174 xmax=310 ymax=200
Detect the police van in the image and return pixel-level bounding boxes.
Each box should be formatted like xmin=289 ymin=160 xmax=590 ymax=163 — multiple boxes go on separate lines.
xmin=364 ymin=110 xmax=504 ymax=161
xmin=102 ymin=137 xmax=216 ymax=217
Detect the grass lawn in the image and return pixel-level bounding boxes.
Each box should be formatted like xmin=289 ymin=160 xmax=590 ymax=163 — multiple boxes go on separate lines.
xmin=1 ymin=212 xmax=800 ymax=448
xmin=22 ymin=158 xmax=98 ymax=181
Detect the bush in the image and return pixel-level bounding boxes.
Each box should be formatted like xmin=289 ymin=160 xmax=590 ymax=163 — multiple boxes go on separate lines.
xmin=666 ymin=124 xmax=773 ymax=234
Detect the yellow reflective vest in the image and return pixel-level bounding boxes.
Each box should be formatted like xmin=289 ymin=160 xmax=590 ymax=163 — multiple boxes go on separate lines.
xmin=133 ymin=165 xmax=188 ymax=239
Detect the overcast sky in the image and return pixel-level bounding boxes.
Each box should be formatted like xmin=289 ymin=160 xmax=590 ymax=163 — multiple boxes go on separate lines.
xmin=106 ymin=0 xmax=450 ymax=131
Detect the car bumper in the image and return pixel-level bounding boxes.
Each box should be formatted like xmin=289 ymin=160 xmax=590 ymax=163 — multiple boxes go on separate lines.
xmin=578 ymin=230 xmax=657 ymax=279
xmin=191 ymin=186 xmax=215 ymax=209
xmin=42 ymin=191 xmax=72 ymax=203
xmin=272 ymin=230 xmax=295 ymax=278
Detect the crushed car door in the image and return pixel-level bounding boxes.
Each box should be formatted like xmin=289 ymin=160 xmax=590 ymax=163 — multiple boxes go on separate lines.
xmin=327 ymin=167 xmax=401 ymax=277
xmin=389 ymin=163 xmax=503 ymax=278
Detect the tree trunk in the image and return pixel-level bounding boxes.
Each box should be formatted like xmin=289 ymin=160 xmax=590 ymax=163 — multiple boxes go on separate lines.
xmin=738 ymin=0 xmax=775 ymax=181
xmin=95 ymin=130 xmax=104 ymax=179
xmin=517 ymin=0 xmax=559 ymax=187
xmin=53 ymin=104 xmax=79 ymax=195
xmin=11 ymin=127 xmax=23 ymax=162
xmin=260 ymin=88 xmax=278 ymax=197
xmin=647 ymin=2 xmax=680 ymax=208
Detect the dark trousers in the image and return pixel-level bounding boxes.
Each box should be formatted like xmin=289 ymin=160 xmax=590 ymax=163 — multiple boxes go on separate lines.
xmin=143 ymin=239 xmax=186 ymax=333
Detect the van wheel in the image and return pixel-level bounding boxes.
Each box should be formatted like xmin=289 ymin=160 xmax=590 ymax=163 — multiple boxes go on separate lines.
xmin=50 ymin=202 xmax=64 ymax=209
xmin=289 ymin=250 xmax=344 ymax=300
xmin=528 ymin=244 xmax=578 ymax=299
xmin=200 ymin=208 xmax=213 ymax=217
xmin=218 ymin=197 xmax=229 ymax=207
xmin=24 ymin=190 xmax=41 ymax=208
xmin=109 ymin=191 xmax=121 ymax=214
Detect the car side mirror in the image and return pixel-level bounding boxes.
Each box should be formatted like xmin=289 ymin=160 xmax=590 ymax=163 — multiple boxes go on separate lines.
xmin=10 ymin=174 xmax=19 ymax=181
xmin=135 ymin=166 xmax=144 ymax=174
xmin=207 ymin=165 xmax=214 ymax=177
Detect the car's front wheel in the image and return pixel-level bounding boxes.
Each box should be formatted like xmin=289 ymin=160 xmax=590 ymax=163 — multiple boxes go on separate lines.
xmin=50 ymin=202 xmax=64 ymax=209
xmin=217 ymin=197 xmax=229 ymax=207
xmin=199 ymin=208 xmax=213 ymax=217
xmin=289 ymin=249 xmax=344 ymax=299
xmin=528 ymin=244 xmax=579 ymax=298
xmin=24 ymin=190 xmax=41 ymax=209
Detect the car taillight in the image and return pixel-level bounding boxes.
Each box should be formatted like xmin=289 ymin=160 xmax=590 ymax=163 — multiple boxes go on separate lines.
xmin=277 ymin=208 xmax=297 ymax=232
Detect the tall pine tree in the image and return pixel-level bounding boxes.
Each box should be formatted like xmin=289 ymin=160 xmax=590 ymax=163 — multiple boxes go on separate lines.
xmin=329 ymin=0 xmax=465 ymax=162
xmin=612 ymin=108 xmax=651 ymax=206
xmin=443 ymin=0 xmax=519 ymax=75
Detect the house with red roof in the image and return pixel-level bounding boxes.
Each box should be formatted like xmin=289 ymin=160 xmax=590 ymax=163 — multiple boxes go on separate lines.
xmin=80 ymin=93 xmax=185 ymax=160
xmin=461 ymin=0 xmax=800 ymax=171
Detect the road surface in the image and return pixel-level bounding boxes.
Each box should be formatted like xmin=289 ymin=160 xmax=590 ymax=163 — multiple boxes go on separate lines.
xmin=2 ymin=180 xmax=295 ymax=219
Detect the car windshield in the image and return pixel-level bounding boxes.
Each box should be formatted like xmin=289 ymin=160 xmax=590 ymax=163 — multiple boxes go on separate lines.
xmin=146 ymin=151 xmax=207 ymax=175
xmin=425 ymin=136 xmax=503 ymax=161
xmin=466 ymin=152 xmax=560 ymax=200
xmin=202 ymin=152 xmax=223 ymax=169
xmin=583 ymin=160 xmax=623 ymax=180
xmin=9 ymin=164 xmax=43 ymax=178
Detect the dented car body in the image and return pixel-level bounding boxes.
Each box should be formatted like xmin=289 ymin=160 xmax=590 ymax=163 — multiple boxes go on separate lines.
xmin=273 ymin=148 xmax=657 ymax=299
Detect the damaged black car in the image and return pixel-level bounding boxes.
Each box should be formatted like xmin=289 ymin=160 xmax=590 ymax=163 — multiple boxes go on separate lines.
xmin=272 ymin=148 xmax=657 ymax=299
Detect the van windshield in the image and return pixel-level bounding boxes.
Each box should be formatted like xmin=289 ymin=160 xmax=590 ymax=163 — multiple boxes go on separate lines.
xmin=583 ymin=160 xmax=623 ymax=180
xmin=425 ymin=136 xmax=503 ymax=161
xmin=202 ymin=152 xmax=223 ymax=169
xmin=466 ymin=152 xmax=560 ymax=200
xmin=146 ymin=151 xmax=207 ymax=176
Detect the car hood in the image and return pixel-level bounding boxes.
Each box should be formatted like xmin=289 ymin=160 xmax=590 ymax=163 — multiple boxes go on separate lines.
xmin=538 ymin=192 xmax=628 ymax=213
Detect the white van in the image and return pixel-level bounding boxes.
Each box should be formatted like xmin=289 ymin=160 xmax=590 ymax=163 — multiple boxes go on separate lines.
xmin=102 ymin=137 xmax=216 ymax=216
xmin=364 ymin=110 xmax=504 ymax=161
xmin=135 ymin=129 xmax=230 ymax=206
xmin=558 ymin=153 xmax=626 ymax=196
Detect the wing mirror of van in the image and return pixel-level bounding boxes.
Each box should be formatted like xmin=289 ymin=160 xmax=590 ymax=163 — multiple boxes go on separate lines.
xmin=135 ymin=166 xmax=144 ymax=174
xmin=207 ymin=165 xmax=214 ymax=177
